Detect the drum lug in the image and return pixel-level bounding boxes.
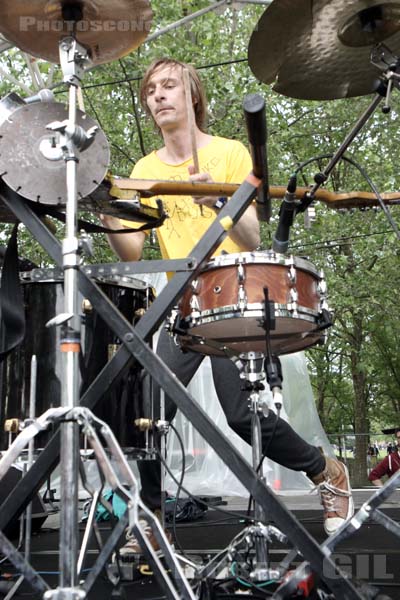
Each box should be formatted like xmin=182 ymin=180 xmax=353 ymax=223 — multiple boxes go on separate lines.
xmin=237 ymin=262 xmax=246 ymax=283
xmin=318 ymin=281 xmax=328 ymax=297
xmin=189 ymin=294 xmax=200 ymax=312
xmin=319 ymin=298 xmax=330 ymax=313
xmin=288 ymin=264 xmax=297 ymax=285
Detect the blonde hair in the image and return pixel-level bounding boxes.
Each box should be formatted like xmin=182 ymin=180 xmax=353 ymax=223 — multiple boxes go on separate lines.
xmin=139 ymin=58 xmax=207 ymax=132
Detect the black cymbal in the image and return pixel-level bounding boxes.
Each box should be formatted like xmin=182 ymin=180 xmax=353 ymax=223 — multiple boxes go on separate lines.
xmin=248 ymin=0 xmax=400 ymax=100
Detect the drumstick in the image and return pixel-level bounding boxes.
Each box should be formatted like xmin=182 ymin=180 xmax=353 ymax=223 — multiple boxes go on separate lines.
xmin=183 ymin=67 xmax=203 ymax=215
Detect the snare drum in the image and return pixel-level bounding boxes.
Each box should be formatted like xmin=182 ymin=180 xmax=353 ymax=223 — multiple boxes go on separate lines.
xmin=0 ymin=276 xmax=152 ymax=450
xmin=176 ymin=251 xmax=331 ymax=357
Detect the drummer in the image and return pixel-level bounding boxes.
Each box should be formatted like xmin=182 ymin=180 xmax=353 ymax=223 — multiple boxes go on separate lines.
xmin=101 ymin=57 xmax=353 ymax=557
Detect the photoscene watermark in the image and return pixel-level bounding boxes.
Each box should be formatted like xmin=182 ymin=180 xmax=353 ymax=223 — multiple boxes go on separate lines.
xmin=19 ymin=16 xmax=152 ymax=34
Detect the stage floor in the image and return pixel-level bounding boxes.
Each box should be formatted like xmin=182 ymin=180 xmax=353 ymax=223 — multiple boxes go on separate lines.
xmin=1 ymin=489 xmax=399 ymax=599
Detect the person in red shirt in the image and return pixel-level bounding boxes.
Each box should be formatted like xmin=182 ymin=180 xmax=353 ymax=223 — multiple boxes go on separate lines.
xmin=369 ymin=429 xmax=400 ymax=487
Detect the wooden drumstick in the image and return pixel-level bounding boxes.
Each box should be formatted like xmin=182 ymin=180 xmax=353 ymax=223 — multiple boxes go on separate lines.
xmin=183 ymin=67 xmax=203 ymax=215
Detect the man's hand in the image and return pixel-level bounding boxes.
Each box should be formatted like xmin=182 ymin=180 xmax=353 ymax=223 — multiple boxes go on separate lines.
xmin=99 ymin=213 xmax=122 ymax=230
xmin=188 ymin=165 xmax=216 ymax=209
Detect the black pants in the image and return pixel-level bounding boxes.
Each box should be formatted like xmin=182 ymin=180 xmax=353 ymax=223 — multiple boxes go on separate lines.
xmin=138 ymin=328 xmax=325 ymax=510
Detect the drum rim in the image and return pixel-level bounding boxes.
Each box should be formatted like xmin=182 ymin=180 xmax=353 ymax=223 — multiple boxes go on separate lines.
xmin=207 ymin=251 xmax=321 ymax=277
xmin=182 ymin=302 xmax=320 ymax=326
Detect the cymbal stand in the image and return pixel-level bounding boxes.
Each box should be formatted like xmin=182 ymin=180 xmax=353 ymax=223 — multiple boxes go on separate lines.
xmin=0 ymin=406 xmax=196 ymax=600
xmin=40 ymin=36 xmax=95 ymax=597
xmin=299 ymin=43 xmax=400 ymax=219
xmin=30 ymin=34 xmax=194 ymax=600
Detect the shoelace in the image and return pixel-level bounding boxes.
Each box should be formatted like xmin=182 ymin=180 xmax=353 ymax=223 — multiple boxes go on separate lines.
xmin=318 ymin=480 xmax=351 ymax=513
xmin=125 ymin=519 xmax=153 ymax=542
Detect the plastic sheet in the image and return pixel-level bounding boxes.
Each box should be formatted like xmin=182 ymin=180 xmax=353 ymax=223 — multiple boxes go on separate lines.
xmin=139 ymin=273 xmax=333 ymax=497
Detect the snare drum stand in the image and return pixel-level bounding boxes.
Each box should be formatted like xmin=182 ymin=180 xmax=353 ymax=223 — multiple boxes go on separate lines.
xmin=239 ymin=351 xmax=285 ymax=583
xmin=236 ymin=285 xmax=286 ymax=582
xmin=199 ymin=287 xmax=287 ymax=585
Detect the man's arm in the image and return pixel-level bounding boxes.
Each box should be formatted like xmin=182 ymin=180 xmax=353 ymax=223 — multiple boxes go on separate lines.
xmin=188 ymin=167 xmax=260 ymax=251
xmin=224 ymin=202 xmax=260 ymax=250
xmin=99 ymin=214 xmax=146 ymax=261
xmin=370 ymin=478 xmax=384 ymax=487
xmin=368 ymin=456 xmax=390 ymax=487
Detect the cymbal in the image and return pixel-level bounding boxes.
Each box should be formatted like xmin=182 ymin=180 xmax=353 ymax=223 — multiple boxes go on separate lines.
xmin=248 ymin=0 xmax=400 ymax=100
xmin=0 ymin=0 xmax=152 ymax=65
xmin=0 ymin=101 xmax=110 ymax=204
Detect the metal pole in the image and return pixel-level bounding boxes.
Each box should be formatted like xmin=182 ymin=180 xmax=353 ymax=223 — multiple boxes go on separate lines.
xmin=58 ymin=75 xmax=80 ymax=592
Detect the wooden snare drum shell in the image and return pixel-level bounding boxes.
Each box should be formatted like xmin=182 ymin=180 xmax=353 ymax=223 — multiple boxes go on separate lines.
xmin=179 ymin=262 xmax=321 ymax=316
xmin=177 ymin=254 xmax=326 ymax=356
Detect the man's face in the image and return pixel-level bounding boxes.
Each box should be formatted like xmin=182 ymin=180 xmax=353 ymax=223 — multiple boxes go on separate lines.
xmin=145 ymin=65 xmax=190 ymax=132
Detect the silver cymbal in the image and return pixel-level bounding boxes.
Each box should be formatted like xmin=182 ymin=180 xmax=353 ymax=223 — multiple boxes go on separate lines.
xmin=0 ymin=0 xmax=152 ymax=65
xmin=0 ymin=101 xmax=110 ymax=205
xmin=248 ymin=0 xmax=400 ymax=100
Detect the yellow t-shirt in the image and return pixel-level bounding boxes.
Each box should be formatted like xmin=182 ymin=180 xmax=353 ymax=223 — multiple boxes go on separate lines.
xmin=120 ymin=136 xmax=252 ymax=259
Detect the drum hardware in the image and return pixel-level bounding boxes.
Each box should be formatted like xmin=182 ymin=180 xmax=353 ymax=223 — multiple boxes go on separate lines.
xmin=0 ymin=406 xmax=195 ymax=600
xmin=276 ymin=65 xmax=400 ymax=244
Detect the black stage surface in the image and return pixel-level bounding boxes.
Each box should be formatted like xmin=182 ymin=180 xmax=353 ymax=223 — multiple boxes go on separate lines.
xmin=1 ymin=490 xmax=399 ymax=599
